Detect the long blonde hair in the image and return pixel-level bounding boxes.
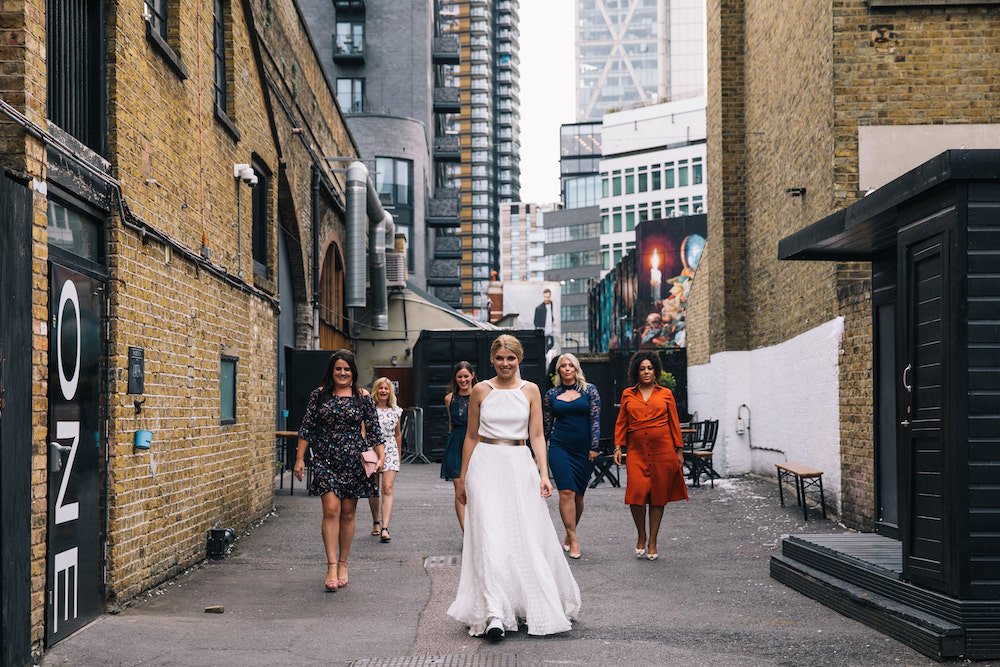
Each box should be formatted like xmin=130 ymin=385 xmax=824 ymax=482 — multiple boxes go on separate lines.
xmin=371 ymin=377 xmax=398 ymax=409
xmin=555 ymin=353 xmax=588 ymax=391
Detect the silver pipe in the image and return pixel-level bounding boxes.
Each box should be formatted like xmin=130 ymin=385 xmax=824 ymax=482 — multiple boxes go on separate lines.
xmin=346 ymin=162 xmax=369 ymax=308
xmin=345 ymin=161 xmax=394 ymax=330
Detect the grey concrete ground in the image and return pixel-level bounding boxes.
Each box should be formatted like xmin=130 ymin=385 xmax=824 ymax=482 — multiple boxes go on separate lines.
xmin=42 ymin=465 xmax=951 ymax=667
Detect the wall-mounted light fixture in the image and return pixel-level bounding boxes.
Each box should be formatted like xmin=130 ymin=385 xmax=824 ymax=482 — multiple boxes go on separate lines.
xmin=390 ymin=355 xmax=399 ymax=367
xmin=785 ymin=187 xmax=807 ymax=198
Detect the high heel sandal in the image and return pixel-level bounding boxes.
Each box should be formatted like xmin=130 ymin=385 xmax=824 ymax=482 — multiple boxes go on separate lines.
xmin=370 ymin=520 xmax=381 ymax=536
xmin=380 ymin=526 xmax=391 ymax=543
xmin=646 ymin=547 xmax=659 ymax=561
xmin=324 ymin=563 xmax=338 ymax=592
xmin=336 ymin=560 xmax=349 ymax=588
xmin=635 ymin=548 xmax=646 ymax=558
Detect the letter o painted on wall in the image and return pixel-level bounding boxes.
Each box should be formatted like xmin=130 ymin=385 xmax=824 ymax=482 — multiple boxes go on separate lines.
xmin=57 ymin=278 xmax=81 ymax=401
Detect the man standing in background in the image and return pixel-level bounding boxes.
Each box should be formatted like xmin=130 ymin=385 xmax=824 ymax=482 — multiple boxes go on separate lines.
xmin=534 ymin=288 xmax=556 ymax=353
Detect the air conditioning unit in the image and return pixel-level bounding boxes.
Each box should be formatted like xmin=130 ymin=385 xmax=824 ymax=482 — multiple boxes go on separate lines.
xmin=385 ymin=252 xmax=407 ymax=288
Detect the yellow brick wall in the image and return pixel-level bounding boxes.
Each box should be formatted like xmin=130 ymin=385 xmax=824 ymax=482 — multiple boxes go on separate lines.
xmin=101 ymin=0 xmax=281 ymax=605
xmin=705 ymin=0 xmax=1000 ymax=528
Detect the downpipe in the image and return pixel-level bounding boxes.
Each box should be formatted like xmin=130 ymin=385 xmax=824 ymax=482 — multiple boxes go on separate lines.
xmin=346 ymin=161 xmax=394 ymax=331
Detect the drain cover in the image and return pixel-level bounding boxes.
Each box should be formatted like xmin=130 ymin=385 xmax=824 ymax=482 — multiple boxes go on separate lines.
xmin=424 ymin=555 xmax=462 ymax=568
xmin=352 ymin=656 xmax=516 ymax=667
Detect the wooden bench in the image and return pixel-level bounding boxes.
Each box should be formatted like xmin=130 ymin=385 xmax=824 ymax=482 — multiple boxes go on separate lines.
xmin=775 ymin=462 xmax=826 ymax=521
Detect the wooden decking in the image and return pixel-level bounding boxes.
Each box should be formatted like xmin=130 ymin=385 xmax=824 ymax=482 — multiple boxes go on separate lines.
xmin=788 ymin=533 xmax=903 ymax=577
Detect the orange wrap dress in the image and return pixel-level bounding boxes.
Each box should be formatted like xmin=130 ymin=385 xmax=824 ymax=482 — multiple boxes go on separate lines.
xmin=614 ymin=384 xmax=689 ymax=506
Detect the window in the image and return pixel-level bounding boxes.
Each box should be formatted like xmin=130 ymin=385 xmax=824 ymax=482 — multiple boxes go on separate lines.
xmin=335 ymin=21 xmax=365 ymax=55
xmin=601 ymin=177 xmax=609 ymax=197
xmin=146 ymin=0 xmax=167 ymax=39
xmin=560 ymin=279 xmax=590 ymax=295
xmin=625 ymin=208 xmax=635 ymax=231
xmin=612 ymin=171 xmax=621 ymax=196
xmin=651 ymin=165 xmax=661 ymax=190
xmin=376 ymin=157 xmax=414 ymax=269
xmin=220 ymin=356 xmax=237 ymax=424
xmin=336 ymin=78 xmax=365 ymax=113
xmin=638 ymin=168 xmax=648 ymax=192
xmin=48 ymin=199 xmax=102 ymax=263
xmin=48 ymin=0 xmax=105 ymax=151
xmin=693 ymin=158 xmax=703 ymax=185
xmin=679 ymin=163 xmax=689 ymax=187
xmin=602 ymin=213 xmax=610 ymax=234
xmin=624 ymin=169 xmax=634 ymax=194
xmin=213 ymin=0 xmax=229 ymax=115
xmin=612 ymin=211 xmax=622 ymax=233
xmin=561 ymin=305 xmax=588 ymax=321
xmin=251 ymin=160 xmax=270 ymax=276
xmin=664 ymin=162 xmax=675 ymax=189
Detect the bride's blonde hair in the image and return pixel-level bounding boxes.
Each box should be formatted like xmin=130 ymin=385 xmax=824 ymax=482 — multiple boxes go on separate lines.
xmin=490 ymin=334 xmax=523 ymax=361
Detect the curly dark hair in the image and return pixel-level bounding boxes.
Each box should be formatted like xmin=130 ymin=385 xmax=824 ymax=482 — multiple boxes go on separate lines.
xmin=627 ymin=350 xmax=662 ymax=386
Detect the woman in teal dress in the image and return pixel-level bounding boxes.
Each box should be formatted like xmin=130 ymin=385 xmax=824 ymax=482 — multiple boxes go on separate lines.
xmin=441 ymin=361 xmax=476 ymax=531
xmin=542 ymin=353 xmax=601 ymax=559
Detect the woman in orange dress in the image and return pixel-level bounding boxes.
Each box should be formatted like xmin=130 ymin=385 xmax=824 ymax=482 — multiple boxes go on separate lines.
xmin=613 ymin=351 xmax=687 ymax=561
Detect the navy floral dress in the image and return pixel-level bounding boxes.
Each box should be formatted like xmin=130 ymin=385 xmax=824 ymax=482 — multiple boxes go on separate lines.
xmin=440 ymin=393 xmax=470 ymax=481
xmin=298 ymin=389 xmax=385 ymax=498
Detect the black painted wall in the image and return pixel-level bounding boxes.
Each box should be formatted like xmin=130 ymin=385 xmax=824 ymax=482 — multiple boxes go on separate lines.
xmin=0 ymin=173 xmax=34 ymax=665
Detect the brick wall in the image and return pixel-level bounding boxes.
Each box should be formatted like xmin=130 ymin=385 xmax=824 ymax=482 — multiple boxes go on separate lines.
xmin=101 ymin=0 xmax=281 ymax=605
xmin=684 ymin=243 xmax=710 ymax=367
xmin=701 ymin=0 xmax=1000 ymax=529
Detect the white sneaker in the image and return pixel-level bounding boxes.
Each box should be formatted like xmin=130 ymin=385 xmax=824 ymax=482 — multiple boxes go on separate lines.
xmin=485 ymin=617 xmax=505 ymax=643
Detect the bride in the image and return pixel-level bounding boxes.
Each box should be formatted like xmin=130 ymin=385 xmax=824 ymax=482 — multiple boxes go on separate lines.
xmin=448 ymin=334 xmax=581 ymax=641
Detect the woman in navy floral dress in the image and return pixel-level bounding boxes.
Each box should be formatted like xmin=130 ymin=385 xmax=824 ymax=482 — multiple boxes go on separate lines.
xmin=542 ymin=353 xmax=601 ymax=559
xmin=440 ymin=361 xmax=476 ymax=531
xmin=294 ymin=349 xmax=385 ymax=592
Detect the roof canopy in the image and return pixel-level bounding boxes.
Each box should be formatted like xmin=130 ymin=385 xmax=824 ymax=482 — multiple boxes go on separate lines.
xmin=778 ymin=150 xmax=1000 ymax=261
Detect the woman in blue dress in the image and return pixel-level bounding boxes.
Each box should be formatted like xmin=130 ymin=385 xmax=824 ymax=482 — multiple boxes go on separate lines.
xmin=542 ymin=353 xmax=601 ymax=559
xmin=440 ymin=361 xmax=477 ymax=531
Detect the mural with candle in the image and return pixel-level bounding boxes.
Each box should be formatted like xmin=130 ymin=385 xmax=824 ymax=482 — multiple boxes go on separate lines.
xmin=634 ymin=215 xmax=707 ymax=349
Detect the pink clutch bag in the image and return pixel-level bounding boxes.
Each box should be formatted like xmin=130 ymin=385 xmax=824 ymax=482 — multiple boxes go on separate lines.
xmin=360 ymin=449 xmax=379 ymax=477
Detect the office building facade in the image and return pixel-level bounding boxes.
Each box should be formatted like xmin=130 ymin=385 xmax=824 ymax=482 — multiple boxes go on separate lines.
xmin=599 ymin=98 xmax=706 ymax=272
xmin=542 ymin=206 xmax=603 ymax=352
xmin=500 ymin=202 xmax=555 ymax=282
xmin=302 ymin=0 xmax=521 ymax=313
xmin=575 ymin=0 xmax=706 ymax=121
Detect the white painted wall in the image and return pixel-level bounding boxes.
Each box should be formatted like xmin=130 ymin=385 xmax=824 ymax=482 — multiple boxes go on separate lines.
xmin=688 ymin=317 xmax=844 ymax=510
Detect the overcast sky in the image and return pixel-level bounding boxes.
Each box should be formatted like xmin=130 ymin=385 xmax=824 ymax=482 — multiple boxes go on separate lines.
xmin=517 ymin=0 xmax=575 ymax=205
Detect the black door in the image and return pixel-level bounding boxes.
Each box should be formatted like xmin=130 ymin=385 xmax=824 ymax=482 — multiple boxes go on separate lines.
xmin=899 ymin=229 xmax=953 ymax=594
xmin=46 ymin=263 xmax=104 ymax=644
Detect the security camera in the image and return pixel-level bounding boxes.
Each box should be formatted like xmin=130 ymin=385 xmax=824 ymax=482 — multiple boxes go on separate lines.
xmin=233 ymin=163 xmax=256 ymax=185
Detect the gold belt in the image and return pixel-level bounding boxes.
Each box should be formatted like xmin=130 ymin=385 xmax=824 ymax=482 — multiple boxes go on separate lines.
xmin=480 ymin=436 xmax=526 ymax=446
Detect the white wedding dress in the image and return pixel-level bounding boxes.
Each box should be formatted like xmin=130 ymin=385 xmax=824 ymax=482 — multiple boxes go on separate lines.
xmin=447 ymin=379 xmax=582 ymax=636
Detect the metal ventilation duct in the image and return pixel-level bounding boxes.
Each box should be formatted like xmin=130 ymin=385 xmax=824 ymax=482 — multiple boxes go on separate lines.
xmin=345 ymin=161 xmax=395 ymax=330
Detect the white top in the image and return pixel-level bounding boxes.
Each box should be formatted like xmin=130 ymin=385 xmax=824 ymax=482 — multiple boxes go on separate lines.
xmin=478 ymin=379 xmax=530 ymax=440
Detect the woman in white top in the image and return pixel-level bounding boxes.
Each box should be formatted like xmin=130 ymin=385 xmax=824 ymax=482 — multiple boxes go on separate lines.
xmin=449 ymin=335 xmax=581 ymax=642
xmin=367 ymin=377 xmax=403 ymax=543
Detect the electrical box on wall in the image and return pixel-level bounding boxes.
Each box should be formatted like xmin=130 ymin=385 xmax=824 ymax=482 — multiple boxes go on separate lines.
xmin=127 ymin=346 xmax=144 ymax=395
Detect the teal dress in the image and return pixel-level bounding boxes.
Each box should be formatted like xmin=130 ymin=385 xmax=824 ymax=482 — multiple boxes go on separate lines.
xmin=440 ymin=393 xmax=470 ymax=480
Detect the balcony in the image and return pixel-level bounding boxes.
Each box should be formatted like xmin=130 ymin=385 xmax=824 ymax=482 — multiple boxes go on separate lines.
xmin=333 ymin=40 xmax=365 ymax=64
xmin=433 ymin=235 xmax=462 ymax=257
xmin=433 ymin=86 xmax=460 ymax=112
xmin=433 ymin=134 xmax=460 ymax=161
xmin=432 ymin=35 xmax=460 ymax=64
xmin=428 ymin=188 xmax=460 ymax=225
xmin=333 ymin=0 xmax=365 ymax=12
